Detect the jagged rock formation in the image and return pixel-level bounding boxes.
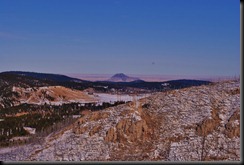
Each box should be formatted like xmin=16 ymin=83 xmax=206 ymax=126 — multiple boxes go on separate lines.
xmin=0 ymin=79 xmax=240 ymax=161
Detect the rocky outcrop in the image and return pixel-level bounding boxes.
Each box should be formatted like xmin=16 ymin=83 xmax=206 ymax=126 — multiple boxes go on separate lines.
xmin=105 ymin=118 xmax=150 ymax=143
xmin=89 ymin=111 xmax=110 ymax=121
xmin=224 ymin=110 xmax=240 ymax=138
xmin=89 ymin=125 xmax=102 ymax=136
xmin=196 ymin=107 xmax=221 ymax=136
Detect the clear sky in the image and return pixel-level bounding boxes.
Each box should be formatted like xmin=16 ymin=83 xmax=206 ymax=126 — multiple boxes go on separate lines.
xmin=0 ymin=0 xmax=240 ymax=77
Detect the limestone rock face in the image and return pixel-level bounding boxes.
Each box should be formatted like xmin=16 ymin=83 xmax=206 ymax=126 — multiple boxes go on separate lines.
xmin=105 ymin=127 xmax=117 ymax=142
xmin=105 ymin=118 xmax=150 ymax=143
xmin=0 ymin=79 xmax=240 ymax=161
xmin=196 ymin=107 xmax=221 ymax=136
xmin=224 ymin=110 xmax=240 ymax=138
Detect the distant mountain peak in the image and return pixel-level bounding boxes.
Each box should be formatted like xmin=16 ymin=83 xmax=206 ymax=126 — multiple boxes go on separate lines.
xmin=108 ymin=73 xmax=140 ymax=82
xmin=113 ymin=73 xmax=127 ymax=76
xmin=112 ymin=73 xmax=129 ymax=79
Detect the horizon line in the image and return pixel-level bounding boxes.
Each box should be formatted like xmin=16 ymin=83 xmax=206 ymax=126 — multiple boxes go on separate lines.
xmin=0 ymin=70 xmax=240 ymax=82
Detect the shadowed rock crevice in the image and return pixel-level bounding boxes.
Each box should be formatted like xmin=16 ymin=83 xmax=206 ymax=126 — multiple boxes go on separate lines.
xmin=196 ymin=107 xmax=221 ymax=136
xmin=224 ymin=110 xmax=240 ymax=138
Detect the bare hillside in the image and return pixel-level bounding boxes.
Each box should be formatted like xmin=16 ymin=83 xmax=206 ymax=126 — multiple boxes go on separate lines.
xmin=12 ymin=86 xmax=98 ymax=105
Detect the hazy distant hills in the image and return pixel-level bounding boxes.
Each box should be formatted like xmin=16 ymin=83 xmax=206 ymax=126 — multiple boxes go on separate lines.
xmin=0 ymin=71 xmax=97 ymax=91
xmin=0 ymin=71 xmax=211 ymax=92
xmin=2 ymin=71 xmax=86 ymax=83
xmin=0 ymin=71 xmax=211 ymax=90
xmin=108 ymin=73 xmax=141 ymax=82
xmin=0 ymin=71 xmax=211 ymax=109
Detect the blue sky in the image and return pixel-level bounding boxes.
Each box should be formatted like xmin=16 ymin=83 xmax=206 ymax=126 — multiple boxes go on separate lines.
xmin=0 ymin=0 xmax=240 ymax=77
